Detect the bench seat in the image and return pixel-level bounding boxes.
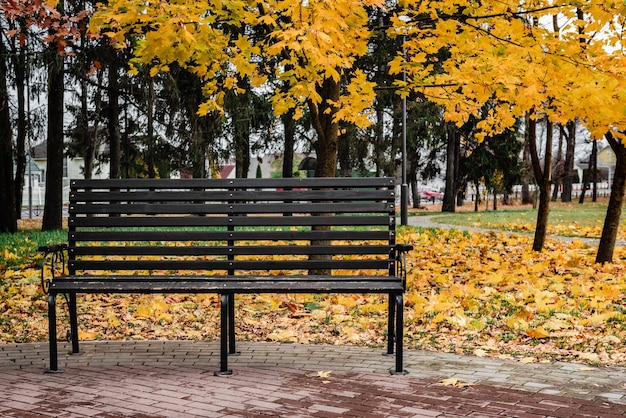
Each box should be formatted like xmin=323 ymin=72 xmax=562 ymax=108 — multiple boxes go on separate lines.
xmin=50 ymin=276 xmax=404 ymax=293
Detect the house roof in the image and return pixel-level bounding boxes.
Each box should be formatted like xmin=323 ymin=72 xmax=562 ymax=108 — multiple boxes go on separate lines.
xmin=13 ymin=155 xmax=42 ymax=173
xmin=31 ymin=142 xmax=47 ymax=159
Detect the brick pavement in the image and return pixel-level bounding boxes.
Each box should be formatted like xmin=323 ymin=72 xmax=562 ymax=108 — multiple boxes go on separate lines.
xmin=2 ymin=341 xmax=626 ymax=417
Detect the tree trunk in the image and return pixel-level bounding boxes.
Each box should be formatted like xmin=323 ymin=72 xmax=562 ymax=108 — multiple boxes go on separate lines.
xmin=596 ymin=132 xmax=626 ymax=263
xmin=146 ymin=76 xmax=156 ymax=178
xmin=337 ymin=123 xmax=354 ymax=177
xmin=529 ymin=115 xmax=553 ymax=252
xmin=310 ymin=77 xmax=339 ymax=178
xmin=42 ymin=34 xmax=65 ymax=231
xmin=442 ymin=126 xmax=458 ymax=212
xmin=108 ymin=60 xmax=121 ymax=179
xmin=0 ymin=38 xmax=17 ymax=233
xmin=591 ymin=139 xmax=598 ymax=202
xmin=562 ymin=120 xmax=576 ymax=202
xmin=551 ymin=124 xmax=564 ymax=202
xmin=79 ymin=66 xmax=95 ymax=179
xmin=579 ymin=139 xmax=597 ymax=204
xmin=282 ymin=109 xmax=295 ymax=178
xmin=13 ymin=44 xmax=27 ymax=219
xmin=521 ymin=133 xmax=533 ymax=204
xmin=473 ymin=180 xmax=480 ymax=212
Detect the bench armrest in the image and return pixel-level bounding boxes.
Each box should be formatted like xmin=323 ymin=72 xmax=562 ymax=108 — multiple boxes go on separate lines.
xmin=394 ymin=244 xmax=413 ymax=289
xmin=38 ymin=244 xmax=68 ymax=294
xmin=394 ymin=244 xmax=413 ymax=253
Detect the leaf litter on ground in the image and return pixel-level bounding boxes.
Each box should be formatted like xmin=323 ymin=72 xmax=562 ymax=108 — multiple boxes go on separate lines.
xmin=2 ymin=225 xmax=626 ymax=367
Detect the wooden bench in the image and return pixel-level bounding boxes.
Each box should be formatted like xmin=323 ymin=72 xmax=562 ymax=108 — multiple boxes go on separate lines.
xmin=39 ymin=177 xmax=412 ymax=375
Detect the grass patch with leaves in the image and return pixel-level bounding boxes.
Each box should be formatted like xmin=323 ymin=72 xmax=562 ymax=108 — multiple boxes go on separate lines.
xmin=2 ymin=221 xmax=626 ymax=366
xmin=428 ymin=202 xmax=622 ymax=239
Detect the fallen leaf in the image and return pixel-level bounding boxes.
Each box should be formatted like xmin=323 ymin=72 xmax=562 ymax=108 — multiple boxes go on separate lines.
xmin=439 ymin=377 xmax=473 ymax=388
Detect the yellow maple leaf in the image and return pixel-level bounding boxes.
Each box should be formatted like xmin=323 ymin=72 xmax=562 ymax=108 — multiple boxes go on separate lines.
xmin=526 ymin=327 xmax=550 ymax=339
xmin=439 ymin=377 xmax=472 ymax=388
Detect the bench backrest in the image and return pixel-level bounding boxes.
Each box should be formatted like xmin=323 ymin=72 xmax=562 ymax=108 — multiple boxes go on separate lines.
xmin=67 ymin=177 xmax=399 ymax=277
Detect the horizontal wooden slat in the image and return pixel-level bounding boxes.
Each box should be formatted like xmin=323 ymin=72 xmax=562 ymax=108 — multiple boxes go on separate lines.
xmin=69 ymin=201 xmax=394 ymax=216
xmin=50 ymin=277 xmax=403 ymax=294
xmin=70 ymin=189 xmax=394 ymax=204
xmin=69 ymin=230 xmax=391 ymax=242
xmin=71 ymin=177 xmax=396 ymax=191
xmin=70 ymin=245 xmax=393 ymax=257
xmin=70 ymin=214 xmax=391 ymax=228
xmin=53 ymin=275 xmax=400 ymax=283
xmin=69 ymin=259 xmax=390 ymax=271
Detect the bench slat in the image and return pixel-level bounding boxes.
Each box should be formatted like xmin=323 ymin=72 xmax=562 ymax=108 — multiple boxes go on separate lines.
xmin=72 ymin=189 xmax=394 ymax=203
xmin=51 ymin=278 xmax=403 ymax=293
xmin=69 ymin=259 xmax=391 ymax=271
xmin=70 ymin=214 xmax=392 ymax=228
xmin=71 ymin=177 xmax=396 ymax=190
xmin=69 ymin=245 xmax=393 ymax=256
xmin=53 ymin=275 xmax=400 ymax=283
xmin=69 ymin=202 xmax=393 ymax=216
xmin=70 ymin=230 xmax=392 ymax=242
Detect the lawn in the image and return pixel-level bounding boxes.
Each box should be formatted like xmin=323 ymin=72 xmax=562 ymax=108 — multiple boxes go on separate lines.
xmin=423 ymin=201 xmax=626 ymax=240
xmin=1 ymin=216 xmax=626 ymax=367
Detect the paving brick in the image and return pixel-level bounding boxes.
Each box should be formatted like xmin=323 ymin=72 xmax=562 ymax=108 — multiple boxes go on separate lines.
xmin=2 ymin=342 xmax=626 ymax=417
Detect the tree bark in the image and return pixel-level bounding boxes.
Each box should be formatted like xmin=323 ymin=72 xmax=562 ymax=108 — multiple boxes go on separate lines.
xmin=13 ymin=42 xmax=26 ymax=219
xmin=42 ymin=32 xmax=65 ymax=231
xmin=596 ymin=132 xmax=626 ymax=263
xmin=310 ymin=77 xmax=339 ymax=178
xmin=579 ymin=139 xmax=597 ymax=204
xmin=442 ymin=125 xmax=458 ymax=212
xmin=528 ymin=114 xmax=553 ymax=252
xmin=282 ymin=109 xmax=295 ymax=178
xmin=108 ymin=60 xmax=121 ymax=179
xmin=562 ymin=120 xmax=576 ymax=202
xmin=146 ymin=76 xmax=156 ymax=178
xmin=521 ymin=133 xmax=533 ymax=204
xmin=0 ymin=38 xmax=17 ymax=233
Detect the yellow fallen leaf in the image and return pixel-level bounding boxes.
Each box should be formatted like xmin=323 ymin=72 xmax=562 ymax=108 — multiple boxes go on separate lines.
xmin=439 ymin=377 xmax=472 ymax=388
xmin=526 ymin=327 xmax=550 ymax=339
xmin=78 ymin=330 xmax=99 ymax=340
xmin=519 ymin=357 xmax=537 ymax=364
xmin=134 ymin=306 xmax=152 ymax=318
xmin=108 ymin=317 xmax=121 ymax=328
xmin=473 ymin=348 xmax=488 ymax=357
xmin=267 ymin=329 xmax=298 ymax=342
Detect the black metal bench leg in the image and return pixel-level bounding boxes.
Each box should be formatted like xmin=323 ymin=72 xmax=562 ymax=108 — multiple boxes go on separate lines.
xmin=386 ymin=293 xmax=396 ymax=355
xmin=228 ymin=293 xmax=239 ymax=355
xmin=46 ymin=294 xmax=62 ymax=373
xmin=215 ymin=294 xmax=232 ymax=376
xmin=390 ymin=294 xmax=408 ymax=375
xmin=69 ymin=293 xmax=80 ymax=354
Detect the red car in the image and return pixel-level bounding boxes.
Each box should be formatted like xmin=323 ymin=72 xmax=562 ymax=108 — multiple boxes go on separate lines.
xmin=419 ymin=189 xmax=444 ymax=202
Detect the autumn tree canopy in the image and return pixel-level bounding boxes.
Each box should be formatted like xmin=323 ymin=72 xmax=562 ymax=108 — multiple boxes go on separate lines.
xmin=388 ymin=0 xmax=626 ymax=261
xmin=389 ymin=1 xmax=626 ymax=138
xmin=90 ymin=0 xmax=382 ymax=176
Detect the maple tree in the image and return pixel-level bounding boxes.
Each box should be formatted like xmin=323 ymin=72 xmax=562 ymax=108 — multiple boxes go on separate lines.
xmin=389 ymin=0 xmax=626 ymax=261
xmin=90 ymin=0 xmax=382 ymax=177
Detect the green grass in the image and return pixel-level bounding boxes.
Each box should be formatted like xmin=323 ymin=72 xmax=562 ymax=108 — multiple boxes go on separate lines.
xmin=426 ymin=202 xmax=620 ymax=238
xmin=0 ymin=229 xmax=66 ymax=270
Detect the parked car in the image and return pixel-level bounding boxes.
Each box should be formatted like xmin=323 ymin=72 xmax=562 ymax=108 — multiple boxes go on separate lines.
xmin=419 ymin=188 xmax=444 ymax=202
